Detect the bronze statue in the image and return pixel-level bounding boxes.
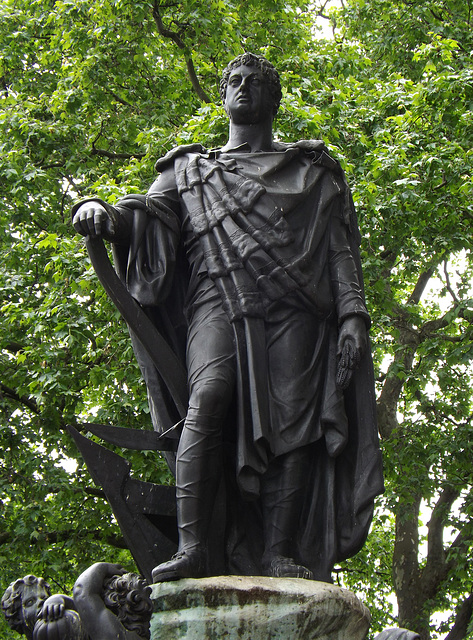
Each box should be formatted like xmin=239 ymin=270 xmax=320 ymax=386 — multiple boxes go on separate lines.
xmin=72 ymin=53 xmax=383 ymax=583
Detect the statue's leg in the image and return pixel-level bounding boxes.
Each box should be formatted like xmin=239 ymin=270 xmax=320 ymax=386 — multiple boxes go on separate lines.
xmin=175 ymin=401 xmax=227 ymax=555
xmin=152 ymin=303 xmax=235 ymax=582
xmin=260 ymin=307 xmax=329 ymax=579
xmin=261 ymin=446 xmax=314 ymax=579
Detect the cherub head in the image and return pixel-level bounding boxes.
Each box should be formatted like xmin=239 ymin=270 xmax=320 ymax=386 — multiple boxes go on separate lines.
xmin=1 ymin=575 xmax=51 ymax=638
xmin=102 ymin=573 xmax=152 ymax=640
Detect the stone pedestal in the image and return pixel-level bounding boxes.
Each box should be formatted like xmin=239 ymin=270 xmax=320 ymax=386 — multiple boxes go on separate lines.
xmin=150 ymin=576 xmax=370 ymax=640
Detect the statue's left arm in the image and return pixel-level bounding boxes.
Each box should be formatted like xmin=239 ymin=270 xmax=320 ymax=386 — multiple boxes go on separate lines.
xmin=328 ymin=195 xmax=370 ymax=388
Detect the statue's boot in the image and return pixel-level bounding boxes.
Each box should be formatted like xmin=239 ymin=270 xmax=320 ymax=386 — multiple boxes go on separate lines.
xmin=263 ymin=555 xmax=313 ymax=580
xmin=151 ymin=548 xmax=207 ymax=582
xmin=261 ymin=446 xmax=314 ymax=580
xmin=152 ymin=417 xmax=222 ymax=582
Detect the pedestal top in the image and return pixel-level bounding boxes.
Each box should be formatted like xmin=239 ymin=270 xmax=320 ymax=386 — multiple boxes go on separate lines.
xmin=150 ymin=576 xmax=370 ymax=640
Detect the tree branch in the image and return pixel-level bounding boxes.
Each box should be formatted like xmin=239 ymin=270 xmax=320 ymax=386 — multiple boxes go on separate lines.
xmin=445 ymin=593 xmax=473 ymax=640
xmin=394 ymin=496 xmax=427 ymax=631
xmin=314 ymin=0 xmax=332 ymax=19
xmin=377 ymin=323 xmax=419 ymax=439
xmin=107 ymin=89 xmax=136 ymax=109
xmin=443 ymin=261 xmax=460 ymax=304
xmin=378 ymin=293 xmax=472 ymax=440
xmin=152 ymin=0 xmax=211 ymax=103
xmin=89 ymin=121 xmax=146 ymax=160
xmin=0 ymin=382 xmax=40 ymax=415
xmin=419 ymin=302 xmax=471 ymax=338
xmin=420 ymin=486 xmax=461 ymax=599
xmin=407 ymin=267 xmax=435 ymax=305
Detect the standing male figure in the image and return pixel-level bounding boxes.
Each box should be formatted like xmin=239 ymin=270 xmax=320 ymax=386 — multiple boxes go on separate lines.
xmin=73 ymin=53 xmax=383 ymax=583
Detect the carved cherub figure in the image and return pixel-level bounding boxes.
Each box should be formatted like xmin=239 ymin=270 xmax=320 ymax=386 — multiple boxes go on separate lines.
xmin=73 ymin=563 xmax=153 ymax=640
xmin=1 ymin=575 xmax=51 ymax=639
xmin=2 ymin=564 xmax=152 ymax=640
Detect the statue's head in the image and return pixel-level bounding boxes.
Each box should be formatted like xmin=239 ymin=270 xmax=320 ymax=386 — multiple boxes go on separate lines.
xmin=102 ymin=573 xmax=152 ymax=640
xmin=1 ymin=575 xmax=51 ymax=638
xmin=220 ymin=53 xmax=282 ymax=119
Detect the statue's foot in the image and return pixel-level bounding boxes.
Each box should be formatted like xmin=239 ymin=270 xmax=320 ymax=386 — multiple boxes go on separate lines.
xmin=263 ymin=555 xmax=314 ymax=580
xmin=152 ymin=549 xmax=207 ymax=583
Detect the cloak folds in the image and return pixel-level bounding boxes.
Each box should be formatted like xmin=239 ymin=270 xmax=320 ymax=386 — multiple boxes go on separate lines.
xmin=80 ymin=141 xmax=384 ymax=580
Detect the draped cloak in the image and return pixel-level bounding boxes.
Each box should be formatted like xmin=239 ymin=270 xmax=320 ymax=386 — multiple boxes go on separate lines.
xmin=78 ymin=141 xmax=384 ymax=580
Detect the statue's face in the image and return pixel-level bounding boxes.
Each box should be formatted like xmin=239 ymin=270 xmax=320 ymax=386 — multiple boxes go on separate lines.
xmin=20 ymin=582 xmax=49 ymax=635
xmin=224 ymin=64 xmax=274 ymax=125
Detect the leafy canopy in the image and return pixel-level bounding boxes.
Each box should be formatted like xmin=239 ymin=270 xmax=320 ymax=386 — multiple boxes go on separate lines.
xmin=1 ymin=1 xmax=472 ymax=638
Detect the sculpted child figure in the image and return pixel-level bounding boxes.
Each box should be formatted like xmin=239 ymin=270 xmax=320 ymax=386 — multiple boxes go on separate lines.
xmin=2 ymin=565 xmax=152 ymax=640
xmin=72 ymin=53 xmax=383 ymax=583
xmin=72 ymin=563 xmax=153 ymax=640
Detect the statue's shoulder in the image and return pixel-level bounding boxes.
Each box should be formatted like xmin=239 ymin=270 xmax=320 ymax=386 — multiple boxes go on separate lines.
xmin=155 ymin=144 xmax=207 ymax=172
xmin=273 ymin=139 xmax=327 ymax=153
xmin=275 ymin=139 xmax=342 ymax=172
xmin=281 ymin=140 xmax=355 ymax=229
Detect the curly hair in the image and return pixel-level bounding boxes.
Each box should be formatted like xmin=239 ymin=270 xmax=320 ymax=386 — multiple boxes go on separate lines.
xmin=103 ymin=573 xmax=152 ymax=640
xmin=220 ymin=53 xmax=282 ymax=117
xmin=1 ymin=576 xmax=51 ymax=634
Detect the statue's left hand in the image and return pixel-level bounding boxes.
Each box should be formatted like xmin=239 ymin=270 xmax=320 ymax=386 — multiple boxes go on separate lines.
xmin=336 ymin=315 xmax=367 ymax=390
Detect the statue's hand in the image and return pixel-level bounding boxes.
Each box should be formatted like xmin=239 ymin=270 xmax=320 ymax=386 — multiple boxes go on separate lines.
xmin=72 ymin=202 xmax=115 ymax=239
xmin=40 ymin=595 xmax=68 ymax=622
xmin=336 ymin=315 xmax=367 ymax=390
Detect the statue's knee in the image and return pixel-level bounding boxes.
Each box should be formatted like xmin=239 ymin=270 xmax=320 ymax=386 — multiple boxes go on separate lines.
xmin=188 ymin=380 xmax=232 ymax=419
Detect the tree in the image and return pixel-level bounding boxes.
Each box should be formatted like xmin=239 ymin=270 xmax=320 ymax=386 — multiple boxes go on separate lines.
xmin=1 ymin=0 xmax=472 ymax=638
xmin=311 ymin=1 xmax=473 ymax=637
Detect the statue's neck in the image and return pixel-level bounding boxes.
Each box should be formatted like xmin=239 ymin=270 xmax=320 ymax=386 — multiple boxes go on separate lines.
xmin=222 ymin=120 xmax=273 ymax=152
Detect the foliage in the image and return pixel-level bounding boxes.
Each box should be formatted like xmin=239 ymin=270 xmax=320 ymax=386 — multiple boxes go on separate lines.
xmin=1 ymin=0 xmax=472 ymax=638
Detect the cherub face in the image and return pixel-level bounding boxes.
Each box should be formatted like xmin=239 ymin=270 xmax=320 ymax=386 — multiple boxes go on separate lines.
xmin=21 ymin=582 xmax=49 ymax=634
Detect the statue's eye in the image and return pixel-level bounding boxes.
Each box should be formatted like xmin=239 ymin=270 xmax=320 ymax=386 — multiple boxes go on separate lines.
xmin=23 ymin=598 xmax=35 ymax=607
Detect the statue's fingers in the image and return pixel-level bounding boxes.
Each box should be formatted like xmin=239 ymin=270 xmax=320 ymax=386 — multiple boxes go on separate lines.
xmin=72 ymin=211 xmax=88 ymax=236
xmin=347 ymin=341 xmax=362 ymax=369
xmin=85 ymin=209 xmax=97 ymax=236
xmin=343 ymin=340 xmax=355 ymax=369
xmin=339 ymin=341 xmax=349 ymax=369
xmin=94 ymin=210 xmax=103 ymax=236
xmin=45 ymin=604 xmax=54 ymax=621
xmin=336 ymin=362 xmax=353 ymax=390
xmin=353 ymin=345 xmax=362 ymax=367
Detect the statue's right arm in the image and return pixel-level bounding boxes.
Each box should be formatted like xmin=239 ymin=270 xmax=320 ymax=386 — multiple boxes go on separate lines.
xmin=73 ymin=563 xmax=129 ymax=640
xmin=72 ymin=201 xmax=116 ymax=240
